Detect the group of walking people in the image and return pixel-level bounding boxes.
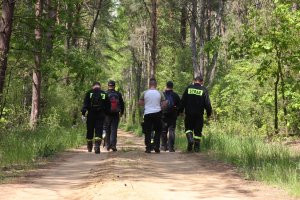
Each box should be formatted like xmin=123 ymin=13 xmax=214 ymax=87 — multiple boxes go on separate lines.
xmin=81 ymin=80 xmax=124 ymax=154
xmin=81 ymin=76 xmax=212 ymax=154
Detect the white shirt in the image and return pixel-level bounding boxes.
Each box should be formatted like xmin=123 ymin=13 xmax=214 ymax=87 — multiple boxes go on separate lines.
xmin=140 ymin=89 xmax=165 ymax=115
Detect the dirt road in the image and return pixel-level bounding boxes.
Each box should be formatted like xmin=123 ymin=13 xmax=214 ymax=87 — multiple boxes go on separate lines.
xmin=0 ymin=130 xmax=296 ymax=200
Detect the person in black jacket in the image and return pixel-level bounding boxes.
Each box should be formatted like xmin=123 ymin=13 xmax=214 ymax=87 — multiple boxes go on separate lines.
xmin=179 ymin=76 xmax=212 ymax=152
xmin=81 ymin=82 xmax=110 ymax=154
xmin=161 ymin=81 xmax=181 ymax=152
xmin=104 ymin=80 xmax=125 ymax=152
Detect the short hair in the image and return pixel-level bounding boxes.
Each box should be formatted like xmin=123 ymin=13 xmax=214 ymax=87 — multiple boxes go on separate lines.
xmin=108 ymin=80 xmax=115 ymax=87
xmin=93 ymin=82 xmax=101 ymax=87
xmin=149 ymin=78 xmax=157 ymax=86
xmin=194 ymin=76 xmax=204 ymax=82
xmin=166 ymin=81 xmax=173 ymax=88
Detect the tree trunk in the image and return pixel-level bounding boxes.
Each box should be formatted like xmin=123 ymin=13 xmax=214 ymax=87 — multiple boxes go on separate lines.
xmin=45 ymin=0 xmax=56 ymax=56
xmin=86 ymin=0 xmax=103 ymax=51
xmin=180 ymin=1 xmax=187 ymax=48
xmin=207 ymin=0 xmax=225 ymax=87
xmin=277 ymin=48 xmax=288 ymax=135
xmin=150 ymin=0 xmax=157 ymax=78
xmin=274 ymin=69 xmax=279 ymax=134
xmin=0 ymin=0 xmax=15 ymax=102
xmin=30 ymin=0 xmax=44 ymax=129
xmin=190 ymin=0 xmax=199 ymax=77
xmin=198 ymin=0 xmax=206 ymax=78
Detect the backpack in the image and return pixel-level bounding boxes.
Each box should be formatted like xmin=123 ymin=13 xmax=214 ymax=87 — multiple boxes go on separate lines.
xmin=108 ymin=91 xmax=121 ymax=113
xmin=90 ymin=91 xmax=104 ymax=111
xmin=163 ymin=92 xmax=175 ymax=113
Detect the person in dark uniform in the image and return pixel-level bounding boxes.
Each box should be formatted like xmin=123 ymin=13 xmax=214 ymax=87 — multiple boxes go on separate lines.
xmin=81 ymin=82 xmax=110 ymax=154
xmin=179 ymin=76 xmax=212 ymax=152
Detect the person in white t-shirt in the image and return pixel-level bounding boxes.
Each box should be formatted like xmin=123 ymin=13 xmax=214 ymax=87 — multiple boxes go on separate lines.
xmin=139 ymin=78 xmax=166 ymax=153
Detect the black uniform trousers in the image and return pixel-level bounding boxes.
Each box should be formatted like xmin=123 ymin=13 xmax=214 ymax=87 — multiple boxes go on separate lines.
xmin=86 ymin=111 xmax=105 ymax=140
xmin=184 ymin=114 xmax=204 ymax=138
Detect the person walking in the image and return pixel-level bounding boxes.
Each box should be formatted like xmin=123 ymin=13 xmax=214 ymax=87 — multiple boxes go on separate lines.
xmin=161 ymin=81 xmax=180 ymax=152
xmin=81 ymin=82 xmax=110 ymax=154
xmin=179 ymin=76 xmax=212 ymax=152
xmin=139 ymin=78 xmax=166 ymax=153
xmin=105 ymin=80 xmax=125 ymax=152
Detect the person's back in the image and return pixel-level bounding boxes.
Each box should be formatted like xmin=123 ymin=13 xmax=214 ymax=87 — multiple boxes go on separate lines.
xmin=81 ymin=82 xmax=110 ymax=154
xmin=181 ymin=82 xmax=211 ymax=117
xmin=143 ymin=89 xmax=163 ymax=115
xmin=179 ymin=76 xmax=212 ymax=152
xmin=161 ymin=81 xmax=180 ymax=152
xmin=104 ymin=80 xmax=124 ymax=152
xmin=139 ymin=78 xmax=166 ymax=153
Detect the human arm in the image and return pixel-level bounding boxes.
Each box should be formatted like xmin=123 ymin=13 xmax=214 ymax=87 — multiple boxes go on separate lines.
xmin=204 ymin=89 xmax=212 ymax=118
xmin=118 ymin=92 xmax=125 ymax=115
xmin=178 ymin=87 xmax=188 ymax=114
xmin=138 ymin=91 xmax=145 ymax=106
xmin=81 ymin=92 xmax=90 ymax=116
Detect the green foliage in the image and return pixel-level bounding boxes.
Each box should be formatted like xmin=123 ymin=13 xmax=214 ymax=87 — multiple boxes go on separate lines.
xmin=202 ymin=122 xmax=300 ymax=196
xmin=0 ymin=125 xmax=85 ymax=174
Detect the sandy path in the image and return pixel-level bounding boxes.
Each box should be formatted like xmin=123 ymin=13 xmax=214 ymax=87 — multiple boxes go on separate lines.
xmin=0 ymin=130 xmax=296 ymax=200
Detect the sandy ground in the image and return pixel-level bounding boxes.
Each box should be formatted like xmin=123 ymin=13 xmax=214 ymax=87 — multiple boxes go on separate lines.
xmin=0 ymin=130 xmax=297 ymax=200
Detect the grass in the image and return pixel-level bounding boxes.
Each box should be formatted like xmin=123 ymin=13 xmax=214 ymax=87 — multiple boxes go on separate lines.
xmin=175 ymin=121 xmax=300 ymax=196
xmin=0 ymin=125 xmax=85 ymax=180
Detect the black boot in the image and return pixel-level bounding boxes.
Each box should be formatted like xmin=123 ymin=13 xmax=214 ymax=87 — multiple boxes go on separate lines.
xmin=87 ymin=140 xmax=93 ymax=152
xmin=194 ymin=140 xmax=200 ymax=152
xmin=94 ymin=140 xmax=101 ymax=154
xmin=186 ymin=131 xmax=194 ymax=152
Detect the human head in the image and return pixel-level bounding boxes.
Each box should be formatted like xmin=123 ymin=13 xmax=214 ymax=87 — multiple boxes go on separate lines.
xmin=149 ymin=78 xmax=157 ymax=88
xmin=166 ymin=81 xmax=173 ymax=89
xmin=92 ymin=82 xmax=101 ymax=89
xmin=194 ymin=76 xmax=204 ymax=84
xmin=108 ymin=80 xmax=116 ymax=89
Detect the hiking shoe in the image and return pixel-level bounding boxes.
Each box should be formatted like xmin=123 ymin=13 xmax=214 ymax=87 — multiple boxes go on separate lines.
xmin=145 ymin=149 xmax=151 ymax=153
xmin=112 ymin=147 xmax=117 ymax=152
xmin=187 ymin=144 xmax=193 ymax=152
xmin=169 ymin=148 xmax=175 ymax=152
xmin=154 ymin=149 xmax=160 ymax=153
xmin=87 ymin=141 xmax=93 ymax=152
xmin=94 ymin=147 xmax=100 ymax=154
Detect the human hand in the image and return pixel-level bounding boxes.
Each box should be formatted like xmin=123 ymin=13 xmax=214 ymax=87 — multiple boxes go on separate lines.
xmin=81 ymin=115 xmax=86 ymax=122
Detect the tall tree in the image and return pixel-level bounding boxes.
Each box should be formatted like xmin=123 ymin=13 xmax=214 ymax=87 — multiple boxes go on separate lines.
xmin=0 ymin=0 xmax=15 ymax=102
xmin=190 ymin=0 xmax=198 ymax=77
xmin=30 ymin=0 xmax=44 ymax=128
xmin=150 ymin=0 xmax=157 ymax=78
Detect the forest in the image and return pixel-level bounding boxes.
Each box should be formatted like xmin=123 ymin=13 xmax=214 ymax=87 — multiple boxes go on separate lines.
xmin=0 ymin=0 xmax=300 ymax=196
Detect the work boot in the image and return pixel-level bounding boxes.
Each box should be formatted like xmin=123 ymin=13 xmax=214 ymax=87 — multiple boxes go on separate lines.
xmin=186 ymin=131 xmax=194 ymax=152
xmin=187 ymin=143 xmax=193 ymax=152
xmin=94 ymin=140 xmax=101 ymax=154
xmin=194 ymin=140 xmax=200 ymax=153
xmin=87 ymin=141 xmax=93 ymax=152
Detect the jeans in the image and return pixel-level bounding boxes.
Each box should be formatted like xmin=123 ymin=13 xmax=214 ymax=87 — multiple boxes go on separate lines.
xmin=161 ymin=118 xmax=177 ymax=150
xmin=105 ymin=114 xmax=120 ymax=148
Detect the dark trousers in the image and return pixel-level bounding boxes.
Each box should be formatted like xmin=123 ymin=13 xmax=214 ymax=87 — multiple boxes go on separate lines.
xmin=184 ymin=114 xmax=204 ymax=139
xmin=105 ymin=114 xmax=120 ymax=148
xmin=144 ymin=112 xmax=162 ymax=151
xmin=161 ymin=118 xmax=176 ymax=150
xmin=86 ymin=112 xmax=105 ymax=140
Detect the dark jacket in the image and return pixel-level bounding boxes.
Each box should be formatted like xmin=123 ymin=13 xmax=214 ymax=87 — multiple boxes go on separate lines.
xmin=81 ymin=88 xmax=110 ymax=115
xmin=162 ymin=89 xmax=181 ymax=120
xmin=179 ymin=83 xmax=212 ymax=117
xmin=107 ymin=89 xmax=125 ymax=115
